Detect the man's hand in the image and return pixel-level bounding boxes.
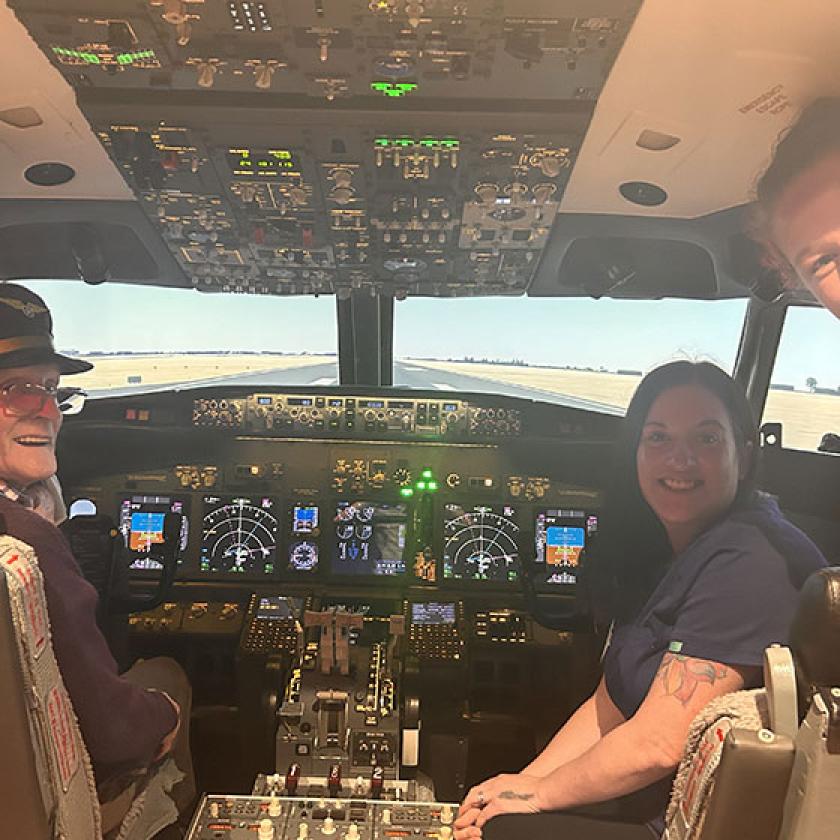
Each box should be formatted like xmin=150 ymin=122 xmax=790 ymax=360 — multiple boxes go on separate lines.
xmin=454 ymin=773 xmax=543 ymax=839
xmin=153 ymin=691 xmax=180 ymax=761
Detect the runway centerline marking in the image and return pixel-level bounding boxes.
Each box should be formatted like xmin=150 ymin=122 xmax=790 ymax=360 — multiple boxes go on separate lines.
xmin=432 ymin=383 xmax=456 ymax=390
xmin=308 ymin=377 xmax=336 ymax=385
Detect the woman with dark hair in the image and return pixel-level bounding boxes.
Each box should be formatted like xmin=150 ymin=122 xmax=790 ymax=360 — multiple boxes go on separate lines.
xmin=749 ymin=97 xmax=840 ymax=318
xmin=454 ymin=361 xmax=825 ymax=840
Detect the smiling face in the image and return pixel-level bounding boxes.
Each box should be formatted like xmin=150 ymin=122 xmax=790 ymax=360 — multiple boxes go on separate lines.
xmin=769 ymin=151 xmax=840 ymax=319
xmin=636 ymin=384 xmax=748 ymax=554
xmin=0 ymin=363 xmax=62 ymax=489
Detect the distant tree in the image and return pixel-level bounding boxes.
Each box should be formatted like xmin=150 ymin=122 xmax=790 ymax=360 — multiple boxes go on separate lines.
xmin=806 ymin=377 xmax=817 ymax=392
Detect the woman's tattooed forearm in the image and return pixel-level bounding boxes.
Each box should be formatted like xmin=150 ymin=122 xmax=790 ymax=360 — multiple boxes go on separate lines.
xmin=498 ymin=791 xmax=536 ymax=801
xmin=655 ymin=653 xmax=729 ymax=706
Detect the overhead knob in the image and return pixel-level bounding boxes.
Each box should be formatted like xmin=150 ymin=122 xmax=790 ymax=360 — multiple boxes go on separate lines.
xmin=254 ymin=63 xmax=274 ymax=89
xmin=297 ymin=824 xmax=309 ymax=840
xmin=289 ymin=187 xmax=308 ymax=206
xmin=439 ymin=827 xmax=453 ymax=840
xmin=475 ymin=183 xmax=498 ymax=205
xmin=440 ymin=805 xmax=454 ymax=825
xmin=258 ymin=818 xmax=275 ymax=840
xmin=539 ymin=156 xmax=563 ymax=178
xmin=159 ymin=0 xmax=188 ymax=25
xmin=268 ymin=797 xmax=282 ymax=817
xmin=532 ymin=182 xmax=556 ymax=205
xmin=331 ymin=186 xmax=354 ymax=205
xmin=406 ymin=2 xmax=424 ymax=27
xmin=346 ymin=824 xmax=361 ymax=840
xmin=332 ymin=168 xmax=353 ymax=188
xmin=322 ymin=816 xmax=336 ymax=835
xmin=508 ymin=181 xmax=528 ymax=203
xmin=196 ymin=62 xmax=216 ymax=89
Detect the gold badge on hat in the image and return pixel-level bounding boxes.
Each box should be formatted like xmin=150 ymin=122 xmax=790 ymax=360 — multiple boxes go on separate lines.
xmin=0 ymin=297 xmax=47 ymax=318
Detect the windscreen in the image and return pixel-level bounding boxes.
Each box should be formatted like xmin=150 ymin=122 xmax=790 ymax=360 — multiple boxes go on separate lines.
xmin=21 ymin=280 xmax=337 ymax=395
xmin=394 ymin=297 xmax=749 ymax=412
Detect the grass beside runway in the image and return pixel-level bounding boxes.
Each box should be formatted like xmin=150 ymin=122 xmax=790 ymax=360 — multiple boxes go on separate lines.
xmin=406 ymin=360 xmax=840 ymax=453
xmin=69 ymin=354 xmax=337 ymax=391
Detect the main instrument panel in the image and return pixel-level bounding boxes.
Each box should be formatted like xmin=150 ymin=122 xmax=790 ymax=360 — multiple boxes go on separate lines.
xmin=61 ymin=385 xmax=615 ymax=594
xmin=10 ymin=0 xmax=642 ymax=297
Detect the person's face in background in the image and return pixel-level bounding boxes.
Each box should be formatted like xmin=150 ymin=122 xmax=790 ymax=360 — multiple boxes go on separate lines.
xmin=636 ymin=384 xmax=749 ymax=555
xmin=769 ymin=151 xmax=840 ymax=319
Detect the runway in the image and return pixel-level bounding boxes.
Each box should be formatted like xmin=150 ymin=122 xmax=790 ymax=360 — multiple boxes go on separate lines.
xmin=87 ymin=359 xmax=623 ymax=414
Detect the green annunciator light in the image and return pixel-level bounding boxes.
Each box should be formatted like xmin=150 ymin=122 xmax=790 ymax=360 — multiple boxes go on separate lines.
xmin=400 ymin=487 xmax=414 ymax=498
xmin=371 ymin=81 xmax=418 ymax=98
xmin=421 ymin=469 xmax=433 ymax=479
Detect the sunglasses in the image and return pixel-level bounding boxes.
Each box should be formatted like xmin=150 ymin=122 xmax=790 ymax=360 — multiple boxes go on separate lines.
xmin=0 ymin=382 xmax=87 ymax=417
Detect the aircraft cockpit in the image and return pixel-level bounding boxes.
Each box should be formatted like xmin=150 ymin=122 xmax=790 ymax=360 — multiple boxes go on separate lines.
xmin=0 ymin=1 xmax=838 ymax=839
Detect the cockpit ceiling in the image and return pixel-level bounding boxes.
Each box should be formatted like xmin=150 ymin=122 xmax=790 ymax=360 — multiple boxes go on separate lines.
xmin=0 ymin=0 xmax=836 ymax=300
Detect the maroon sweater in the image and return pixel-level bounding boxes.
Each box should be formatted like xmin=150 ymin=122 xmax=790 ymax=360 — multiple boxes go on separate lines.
xmin=0 ymin=496 xmax=177 ymax=788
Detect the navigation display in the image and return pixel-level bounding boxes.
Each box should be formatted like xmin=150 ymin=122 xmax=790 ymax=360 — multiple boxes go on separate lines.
xmin=201 ymin=495 xmax=278 ymax=575
xmin=411 ymin=602 xmax=456 ymax=625
xmin=443 ymin=504 xmax=519 ymax=582
xmin=534 ymin=510 xmax=598 ymax=586
xmin=119 ymin=495 xmax=188 ymax=571
xmin=287 ymin=502 xmax=320 ymax=573
xmin=332 ymin=501 xmax=407 ymax=576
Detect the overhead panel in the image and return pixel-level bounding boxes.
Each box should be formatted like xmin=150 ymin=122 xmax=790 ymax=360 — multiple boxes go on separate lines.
xmin=9 ymin=0 xmax=642 ymax=297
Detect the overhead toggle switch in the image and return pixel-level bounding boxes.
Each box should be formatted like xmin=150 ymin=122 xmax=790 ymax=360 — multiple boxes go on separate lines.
xmin=196 ymin=62 xmax=216 ymax=88
xmin=175 ymin=21 xmax=191 ymax=45
xmin=255 ymin=63 xmax=275 ymax=89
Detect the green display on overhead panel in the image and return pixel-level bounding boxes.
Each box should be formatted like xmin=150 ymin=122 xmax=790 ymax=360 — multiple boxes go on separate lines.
xmin=116 ymin=50 xmax=157 ymax=66
xmin=371 ymin=81 xmax=418 ymax=97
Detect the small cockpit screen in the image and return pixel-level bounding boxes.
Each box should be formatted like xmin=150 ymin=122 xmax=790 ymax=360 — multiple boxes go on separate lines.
xmin=411 ymin=602 xmax=456 ymax=625
xmin=255 ymin=596 xmax=301 ymax=621
xmin=119 ymin=495 xmax=188 ymax=571
xmin=200 ymin=495 xmax=278 ymax=575
xmin=287 ymin=502 xmax=320 ymax=573
xmin=332 ymin=501 xmax=407 ymax=576
xmin=534 ymin=510 xmax=598 ymax=586
xmin=443 ymin=504 xmax=519 ymax=582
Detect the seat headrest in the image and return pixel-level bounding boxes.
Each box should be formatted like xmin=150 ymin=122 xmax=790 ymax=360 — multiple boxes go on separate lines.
xmin=790 ymin=567 xmax=840 ymax=689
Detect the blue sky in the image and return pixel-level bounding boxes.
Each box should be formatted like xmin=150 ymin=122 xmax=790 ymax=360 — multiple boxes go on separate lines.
xmin=23 ymin=280 xmax=840 ymax=391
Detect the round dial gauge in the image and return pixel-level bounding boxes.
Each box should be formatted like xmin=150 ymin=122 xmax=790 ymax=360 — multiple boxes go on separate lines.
xmin=289 ymin=540 xmax=318 ymax=572
xmin=443 ymin=508 xmax=520 ymax=581
xmin=202 ymin=499 xmax=277 ymax=573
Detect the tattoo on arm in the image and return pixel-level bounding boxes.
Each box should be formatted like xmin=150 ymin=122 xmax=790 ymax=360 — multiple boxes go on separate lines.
xmin=655 ymin=653 xmax=730 ymax=706
xmin=498 ymin=791 xmax=535 ymax=801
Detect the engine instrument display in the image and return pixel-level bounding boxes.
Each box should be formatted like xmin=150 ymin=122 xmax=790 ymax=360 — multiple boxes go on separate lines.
xmin=119 ymin=495 xmax=188 ymax=571
xmin=443 ymin=504 xmax=520 ymax=582
xmin=287 ymin=502 xmax=320 ymax=573
xmin=534 ymin=510 xmax=598 ymax=586
xmin=332 ymin=501 xmax=407 ymax=576
xmin=411 ymin=602 xmax=457 ymax=625
xmin=201 ymin=495 xmax=278 ymax=575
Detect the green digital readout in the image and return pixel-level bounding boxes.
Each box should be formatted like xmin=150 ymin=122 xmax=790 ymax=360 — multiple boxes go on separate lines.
xmin=227 ymin=148 xmax=298 ymax=177
xmin=371 ymin=81 xmax=418 ymax=97
xmin=374 ymin=136 xmax=459 ymax=149
xmin=51 ymin=46 xmax=159 ymax=67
